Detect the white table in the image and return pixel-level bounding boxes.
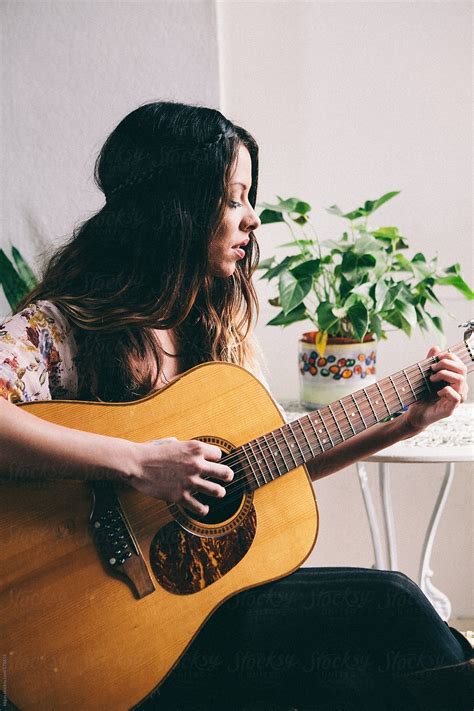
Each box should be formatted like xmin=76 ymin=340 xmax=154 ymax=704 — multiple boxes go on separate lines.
xmin=281 ymin=401 xmax=474 ymax=621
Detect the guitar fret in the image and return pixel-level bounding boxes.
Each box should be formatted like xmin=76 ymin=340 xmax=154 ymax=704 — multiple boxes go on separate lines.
xmin=281 ymin=427 xmax=299 ymax=467
xmin=403 ymin=368 xmax=417 ymax=399
xmin=417 ymin=363 xmax=431 ymax=395
xmin=253 ymin=438 xmax=273 ymax=483
xmin=297 ymin=418 xmax=316 ymax=458
xmin=389 ymin=375 xmax=404 ymax=409
xmin=262 ymin=434 xmax=277 ymax=479
xmin=376 ymin=382 xmax=390 ymax=416
xmin=307 ymin=416 xmax=325 ymax=453
xmin=351 ymin=393 xmax=367 ymax=429
xmin=319 ymin=411 xmax=334 ymax=447
xmin=289 ymin=421 xmax=305 ymax=460
xmin=328 ymin=404 xmax=344 ymax=441
xmin=339 ymin=398 xmax=356 ymax=435
xmin=363 ymin=388 xmax=378 ymax=423
xmin=270 ymin=431 xmax=288 ymax=474
xmin=241 ymin=443 xmax=260 ymax=488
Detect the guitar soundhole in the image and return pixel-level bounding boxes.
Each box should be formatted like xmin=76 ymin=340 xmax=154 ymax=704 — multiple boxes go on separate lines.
xmin=192 ymin=472 xmax=247 ymax=525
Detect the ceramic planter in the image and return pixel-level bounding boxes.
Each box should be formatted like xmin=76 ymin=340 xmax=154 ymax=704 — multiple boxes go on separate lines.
xmin=298 ymin=332 xmax=377 ymax=409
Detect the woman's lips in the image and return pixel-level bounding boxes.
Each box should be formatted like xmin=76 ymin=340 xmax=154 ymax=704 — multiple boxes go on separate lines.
xmin=232 ymin=247 xmax=246 ymax=259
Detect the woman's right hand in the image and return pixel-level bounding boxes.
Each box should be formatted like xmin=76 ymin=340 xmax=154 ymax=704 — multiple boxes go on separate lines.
xmin=129 ymin=438 xmax=234 ymax=517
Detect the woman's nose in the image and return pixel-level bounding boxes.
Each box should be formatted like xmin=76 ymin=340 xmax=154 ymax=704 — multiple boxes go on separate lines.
xmin=244 ymin=205 xmax=261 ymax=232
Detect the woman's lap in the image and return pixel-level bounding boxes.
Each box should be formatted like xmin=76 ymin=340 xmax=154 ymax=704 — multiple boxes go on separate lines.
xmin=139 ymin=567 xmax=471 ymax=710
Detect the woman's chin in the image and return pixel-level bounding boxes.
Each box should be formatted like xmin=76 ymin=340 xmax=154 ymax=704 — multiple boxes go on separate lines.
xmin=208 ymin=262 xmax=237 ymax=278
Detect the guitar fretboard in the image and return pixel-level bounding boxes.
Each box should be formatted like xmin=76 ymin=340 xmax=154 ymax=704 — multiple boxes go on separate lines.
xmin=231 ymin=340 xmax=472 ymax=489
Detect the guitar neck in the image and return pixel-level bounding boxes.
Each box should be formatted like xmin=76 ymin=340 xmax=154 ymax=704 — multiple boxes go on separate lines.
xmin=237 ymin=339 xmax=473 ymax=488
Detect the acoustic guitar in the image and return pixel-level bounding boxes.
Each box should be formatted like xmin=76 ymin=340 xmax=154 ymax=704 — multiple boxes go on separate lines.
xmin=1 ymin=328 xmax=473 ymax=710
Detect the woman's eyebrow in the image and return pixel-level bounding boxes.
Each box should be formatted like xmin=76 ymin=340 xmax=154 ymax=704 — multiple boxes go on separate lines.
xmin=230 ymin=181 xmax=249 ymax=190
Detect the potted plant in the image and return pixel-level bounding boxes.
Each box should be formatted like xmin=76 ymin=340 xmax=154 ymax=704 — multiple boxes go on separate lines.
xmin=257 ymin=191 xmax=473 ymax=409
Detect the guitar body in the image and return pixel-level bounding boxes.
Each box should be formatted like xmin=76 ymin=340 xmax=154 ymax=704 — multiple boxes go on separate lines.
xmin=0 ymin=362 xmax=319 ymax=711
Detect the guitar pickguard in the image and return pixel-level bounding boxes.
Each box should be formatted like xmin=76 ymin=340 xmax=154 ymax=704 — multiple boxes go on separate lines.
xmin=149 ymin=505 xmax=257 ymax=595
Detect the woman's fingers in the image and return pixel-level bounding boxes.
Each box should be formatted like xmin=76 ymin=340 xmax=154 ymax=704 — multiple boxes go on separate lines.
xmin=430 ymin=355 xmax=467 ymax=376
xmin=436 ymin=384 xmax=462 ymax=405
xmin=430 ymin=369 xmax=465 ymax=386
xmin=181 ymin=490 xmax=210 ymax=517
xmin=428 ymin=349 xmax=468 ymax=402
xmin=191 ymin=475 xmax=226 ymax=498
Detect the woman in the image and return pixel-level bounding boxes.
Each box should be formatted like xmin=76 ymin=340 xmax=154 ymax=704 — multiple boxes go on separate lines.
xmin=0 ymin=101 xmax=471 ymax=710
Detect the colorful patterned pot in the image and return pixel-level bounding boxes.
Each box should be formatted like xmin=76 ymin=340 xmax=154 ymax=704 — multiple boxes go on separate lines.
xmin=298 ymin=332 xmax=377 ymax=409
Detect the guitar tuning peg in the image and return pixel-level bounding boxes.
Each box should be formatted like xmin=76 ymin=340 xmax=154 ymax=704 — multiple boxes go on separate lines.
xmin=460 ymin=319 xmax=474 ymax=343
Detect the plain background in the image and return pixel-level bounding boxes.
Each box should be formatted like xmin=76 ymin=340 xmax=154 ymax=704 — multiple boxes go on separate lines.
xmin=0 ymin=0 xmax=472 ymax=618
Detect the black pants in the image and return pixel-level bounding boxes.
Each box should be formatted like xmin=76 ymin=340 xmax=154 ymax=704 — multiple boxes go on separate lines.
xmin=139 ymin=568 xmax=473 ymax=711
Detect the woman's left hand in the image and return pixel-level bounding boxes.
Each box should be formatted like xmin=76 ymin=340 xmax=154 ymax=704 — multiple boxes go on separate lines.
xmin=403 ymin=346 xmax=469 ymax=434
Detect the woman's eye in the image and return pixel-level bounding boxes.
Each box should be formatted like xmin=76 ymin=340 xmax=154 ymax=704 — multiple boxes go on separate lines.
xmin=228 ymin=200 xmax=242 ymax=209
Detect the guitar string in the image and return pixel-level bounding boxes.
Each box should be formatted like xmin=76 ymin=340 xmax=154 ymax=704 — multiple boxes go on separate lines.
xmin=173 ymin=347 xmax=467 ymax=475
xmin=133 ymin=376 xmax=452 ymax=526
xmin=135 ymin=347 xmax=470 ymax=523
xmin=192 ymin=346 xmax=467 ymax=472
xmin=131 ymin=345 xmax=471 ymax=525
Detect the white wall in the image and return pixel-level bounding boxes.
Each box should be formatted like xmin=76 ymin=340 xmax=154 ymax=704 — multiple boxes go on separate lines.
xmin=0 ymin=0 xmax=220 ymax=314
xmin=217 ymin=0 xmax=473 ymax=617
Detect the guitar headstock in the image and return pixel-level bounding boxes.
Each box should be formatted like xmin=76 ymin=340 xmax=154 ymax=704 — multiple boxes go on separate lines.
xmin=460 ymin=319 xmax=474 ymax=363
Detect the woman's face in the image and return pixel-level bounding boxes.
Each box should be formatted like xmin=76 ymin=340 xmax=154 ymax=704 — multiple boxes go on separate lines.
xmin=208 ymin=144 xmax=261 ymax=278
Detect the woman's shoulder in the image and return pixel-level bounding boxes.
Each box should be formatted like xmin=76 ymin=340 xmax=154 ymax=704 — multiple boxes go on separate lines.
xmin=0 ymin=299 xmax=78 ymax=402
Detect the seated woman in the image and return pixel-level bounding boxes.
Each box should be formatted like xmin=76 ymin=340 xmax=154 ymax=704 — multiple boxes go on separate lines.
xmin=0 ymin=101 xmax=471 ymax=711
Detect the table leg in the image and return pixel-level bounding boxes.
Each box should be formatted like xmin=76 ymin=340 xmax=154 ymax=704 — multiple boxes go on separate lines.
xmin=356 ymin=462 xmax=386 ymax=569
xmin=418 ymin=462 xmax=455 ymax=621
xmin=379 ymin=463 xmax=398 ymax=570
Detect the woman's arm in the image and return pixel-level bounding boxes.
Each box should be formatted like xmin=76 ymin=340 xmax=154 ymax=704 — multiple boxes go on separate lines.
xmin=306 ymin=347 xmax=468 ymax=482
xmin=0 ymin=397 xmax=233 ymax=517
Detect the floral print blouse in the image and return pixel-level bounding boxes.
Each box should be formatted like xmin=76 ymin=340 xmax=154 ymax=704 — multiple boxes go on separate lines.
xmin=0 ymin=301 xmax=78 ymax=403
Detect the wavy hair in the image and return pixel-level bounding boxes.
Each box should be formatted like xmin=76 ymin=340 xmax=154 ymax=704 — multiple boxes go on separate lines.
xmin=18 ymin=101 xmax=261 ymax=401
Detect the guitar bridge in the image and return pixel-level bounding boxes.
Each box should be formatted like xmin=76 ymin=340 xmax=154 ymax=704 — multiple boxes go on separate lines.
xmin=89 ymin=482 xmax=155 ymax=599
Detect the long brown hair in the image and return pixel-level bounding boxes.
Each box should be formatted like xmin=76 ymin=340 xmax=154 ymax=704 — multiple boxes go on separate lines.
xmin=18 ymin=101 xmax=261 ymax=401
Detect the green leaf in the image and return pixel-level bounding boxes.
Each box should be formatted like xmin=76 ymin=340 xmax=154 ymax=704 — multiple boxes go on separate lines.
xmin=256 ymin=257 xmax=275 ymax=270
xmin=345 ymin=283 xmax=374 ymax=309
xmin=12 ymin=247 xmax=37 ymax=291
xmin=369 ymin=191 xmax=400 ymax=214
xmin=294 ymin=215 xmax=309 ymax=225
xmin=353 ymin=233 xmax=385 ymax=256
xmin=341 ymin=251 xmax=376 ymax=275
xmin=369 ymin=313 xmax=383 ymax=340
xmin=372 ymin=227 xmax=409 ymax=252
xmin=437 ymin=275 xmax=474 ymax=300
xmin=428 ymin=314 xmax=444 ymax=334
xmin=278 ymin=239 xmax=315 ymax=248
xmin=381 ymin=282 xmax=404 ymax=311
xmin=326 ymin=192 xmax=400 ymax=221
xmin=393 ymin=299 xmax=417 ymax=335
xmin=293 ymin=200 xmax=312 ymax=215
xmin=424 ymin=285 xmax=442 ymax=306
xmin=347 ymin=301 xmax=369 ymax=340
xmin=326 ymin=204 xmax=345 ymax=218
xmin=267 ymin=303 xmax=307 ymax=326
xmin=259 ymin=209 xmax=285 ymax=225
xmin=279 ymin=271 xmax=312 ymax=314
xmin=290 ymin=259 xmax=321 ymax=279
xmin=375 ymin=280 xmax=388 ymax=308
xmin=261 ymin=255 xmax=299 ymax=280
xmin=394 ymin=253 xmax=415 ymax=273
xmin=316 ymin=302 xmax=339 ymax=332
xmin=0 ymin=249 xmax=29 ymax=310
